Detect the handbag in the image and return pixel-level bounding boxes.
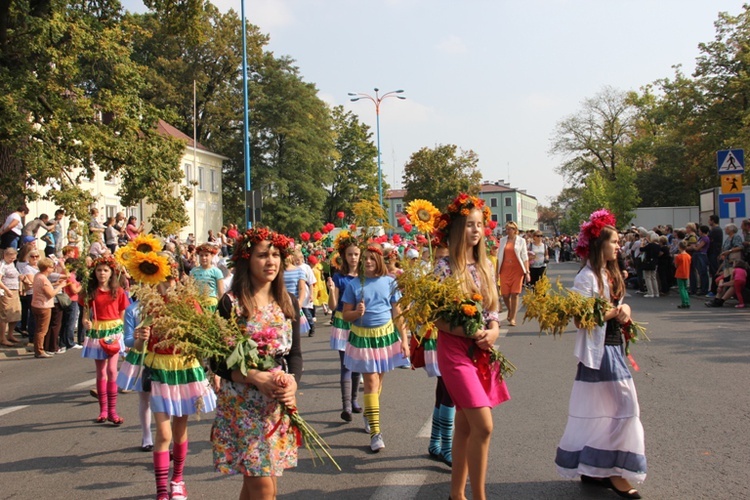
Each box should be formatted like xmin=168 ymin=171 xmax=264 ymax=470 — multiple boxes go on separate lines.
xmin=99 ymin=336 xmax=121 ymax=356
xmin=55 ymin=292 xmax=72 ymax=308
xmin=141 ymin=365 xmax=153 ymax=392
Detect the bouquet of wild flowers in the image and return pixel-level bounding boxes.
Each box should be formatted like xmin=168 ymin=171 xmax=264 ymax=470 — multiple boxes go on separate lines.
xmin=396 ymin=261 xmax=516 ymax=380
xmin=522 ymin=276 xmax=649 ymax=367
xmin=137 ymin=280 xmax=340 ymax=470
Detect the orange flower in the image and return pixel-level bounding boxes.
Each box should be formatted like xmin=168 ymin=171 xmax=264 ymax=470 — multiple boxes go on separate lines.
xmin=460 ymin=208 xmax=470 ymax=216
xmin=472 ymin=293 xmax=483 ymax=302
xmin=462 ymin=304 xmax=478 ymax=316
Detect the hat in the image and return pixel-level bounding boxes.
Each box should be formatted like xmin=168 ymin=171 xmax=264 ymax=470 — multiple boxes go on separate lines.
xmin=406 ymin=248 xmax=420 ymax=259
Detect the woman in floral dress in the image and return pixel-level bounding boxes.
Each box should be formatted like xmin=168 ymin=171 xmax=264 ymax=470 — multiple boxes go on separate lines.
xmin=211 ymin=228 xmax=302 ymax=500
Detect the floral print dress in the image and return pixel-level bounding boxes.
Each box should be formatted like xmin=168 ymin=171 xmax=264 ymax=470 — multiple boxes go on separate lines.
xmin=211 ymin=301 xmax=297 ymax=477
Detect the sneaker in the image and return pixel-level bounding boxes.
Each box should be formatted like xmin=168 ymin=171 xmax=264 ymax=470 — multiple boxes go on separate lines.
xmin=170 ymin=481 xmax=187 ymax=500
xmin=677 ymin=304 xmax=690 ymax=309
xmin=72 ymin=344 xmax=83 ymax=349
xmin=340 ymin=410 xmax=352 ymax=422
xmin=643 ymin=294 xmax=654 ymax=298
xmin=363 ymin=415 xmax=370 ymax=434
xmin=736 ymin=304 xmax=745 ymax=309
xmin=370 ymin=433 xmax=385 ymax=452
xmin=45 ymin=351 xmax=56 ymax=356
xmin=706 ymin=292 xmax=716 ymax=298
xmin=56 ymin=347 xmax=67 ymax=354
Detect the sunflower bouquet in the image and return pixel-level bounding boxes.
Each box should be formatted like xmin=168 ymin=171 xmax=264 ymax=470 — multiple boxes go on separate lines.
xmin=141 ymin=279 xmax=340 ymax=470
xmin=115 ymin=234 xmax=172 ymax=285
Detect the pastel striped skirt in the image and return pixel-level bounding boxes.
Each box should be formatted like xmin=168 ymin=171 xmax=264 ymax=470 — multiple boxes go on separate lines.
xmin=118 ymin=350 xmax=217 ymax=417
xmin=417 ymin=324 xmax=440 ymax=378
xmin=343 ymin=320 xmax=408 ymax=374
xmin=555 ymin=345 xmax=647 ymax=483
xmin=81 ymin=319 xmax=124 ymax=360
xmin=329 ymin=311 xmax=350 ymax=351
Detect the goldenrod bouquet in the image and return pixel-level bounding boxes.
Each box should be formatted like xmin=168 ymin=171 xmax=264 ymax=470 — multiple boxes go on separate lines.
xmin=396 ymin=261 xmax=516 ymax=380
xmin=136 ymin=280 xmax=340 ymax=470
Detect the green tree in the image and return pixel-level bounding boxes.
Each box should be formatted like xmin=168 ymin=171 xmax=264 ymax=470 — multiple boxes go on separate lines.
xmin=324 ymin=106 xmax=379 ymax=223
xmin=536 ymin=205 xmax=563 ymax=235
xmin=402 ymin=144 xmax=482 ymax=210
xmin=0 ymin=0 xmax=187 ymax=229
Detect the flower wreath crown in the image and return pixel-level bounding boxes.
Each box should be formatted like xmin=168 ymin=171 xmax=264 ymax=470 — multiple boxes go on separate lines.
xmin=89 ymin=255 xmax=120 ymax=271
xmin=575 ymin=209 xmax=617 ymax=260
xmin=232 ymin=227 xmax=294 ymax=261
xmin=433 ymin=193 xmax=492 ymax=246
xmin=333 ymin=230 xmax=359 ymax=257
xmin=195 ymin=243 xmax=220 ymax=255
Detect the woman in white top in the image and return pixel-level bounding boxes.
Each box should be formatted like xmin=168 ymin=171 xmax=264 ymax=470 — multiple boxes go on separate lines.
xmin=0 ymin=248 xmax=23 ymax=346
xmin=528 ymin=232 xmax=549 ymax=288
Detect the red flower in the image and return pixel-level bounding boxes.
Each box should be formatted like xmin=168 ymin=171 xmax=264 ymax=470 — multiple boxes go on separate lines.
xmin=312 ymin=231 xmax=323 ymax=241
xmin=299 ymin=232 xmax=311 ymax=242
xmin=350 ymin=223 xmax=357 ymax=231
xmin=322 ymin=223 xmax=335 ymax=234
xmin=392 ymin=234 xmax=402 ymax=244
xmin=375 ymin=234 xmax=388 ymax=243
xmin=484 ymin=227 xmax=492 ymax=237
xmin=489 ymin=220 xmax=497 ymax=230
xmin=337 ymin=211 xmax=345 ymax=219
xmin=397 ymin=217 xmax=407 ymax=227
xmin=403 ymin=223 xmax=413 ymax=233
xmin=416 ymin=234 xmax=427 ymax=245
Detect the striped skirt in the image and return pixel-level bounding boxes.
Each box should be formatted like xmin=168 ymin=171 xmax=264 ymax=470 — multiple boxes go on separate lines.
xmin=329 ymin=311 xmax=350 ymax=351
xmin=343 ymin=320 xmax=409 ymax=374
xmin=555 ymin=345 xmax=647 ymax=483
xmin=418 ymin=324 xmax=440 ymax=378
xmin=118 ymin=350 xmax=217 ymax=417
xmin=81 ymin=319 xmax=124 ymax=360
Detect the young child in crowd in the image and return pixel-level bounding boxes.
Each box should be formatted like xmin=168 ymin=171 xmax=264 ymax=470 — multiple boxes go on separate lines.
xmin=675 ymin=241 xmax=691 ymax=309
xmin=189 ymin=243 xmax=224 ymax=312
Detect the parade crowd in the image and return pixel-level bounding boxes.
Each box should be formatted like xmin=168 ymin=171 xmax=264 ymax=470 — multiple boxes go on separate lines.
xmin=2 ymin=199 xmax=744 ymax=500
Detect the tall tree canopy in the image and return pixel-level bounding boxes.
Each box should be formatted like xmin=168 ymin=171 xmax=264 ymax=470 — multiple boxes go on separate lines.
xmin=402 ymin=144 xmax=482 ymax=210
xmin=0 ymin=0 xmax=187 ymax=230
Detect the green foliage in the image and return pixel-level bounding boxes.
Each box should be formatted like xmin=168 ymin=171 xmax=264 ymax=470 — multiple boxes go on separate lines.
xmin=402 ymin=144 xmax=482 ymax=210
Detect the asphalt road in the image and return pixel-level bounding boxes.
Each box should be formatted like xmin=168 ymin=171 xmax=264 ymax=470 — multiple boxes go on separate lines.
xmin=0 ymin=261 xmax=748 ymax=500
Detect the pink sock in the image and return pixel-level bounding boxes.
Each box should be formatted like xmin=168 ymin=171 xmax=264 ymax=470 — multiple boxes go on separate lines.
xmin=153 ymin=451 xmax=170 ymax=497
xmin=96 ymin=378 xmax=108 ymax=418
xmin=172 ymin=440 xmax=188 ymax=482
xmin=107 ymin=381 xmax=119 ymax=419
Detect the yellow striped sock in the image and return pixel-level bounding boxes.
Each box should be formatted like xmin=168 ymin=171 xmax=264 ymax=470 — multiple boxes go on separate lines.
xmin=364 ymin=393 xmax=380 ymax=437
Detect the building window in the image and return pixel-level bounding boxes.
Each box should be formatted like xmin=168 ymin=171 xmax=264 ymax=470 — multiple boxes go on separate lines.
xmin=491 ymin=214 xmax=498 ymax=222
xmin=198 ymin=167 xmax=205 ymax=191
xmin=396 ymin=203 xmax=402 ymax=213
xmin=105 ymin=205 xmax=118 ymax=219
xmin=185 ymin=163 xmax=192 ymax=185
xmin=210 ymin=169 xmax=218 ymax=193
xmin=505 ymin=197 xmax=511 ymax=207
xmin=490 ymin=197 xmax=497 ymax=208
xmin=505 ymin=214 xmax=513 ymax=222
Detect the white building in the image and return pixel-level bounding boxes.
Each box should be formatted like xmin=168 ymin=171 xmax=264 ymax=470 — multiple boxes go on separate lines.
xmin=27 ymin=119 xmax=227 ymax=247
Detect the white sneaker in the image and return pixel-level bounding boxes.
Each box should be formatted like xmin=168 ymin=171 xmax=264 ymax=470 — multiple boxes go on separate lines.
xmin=72 ymin=344 xmax=83 ymax=349
xmin=370 ymin=433 xmax=385 ymax=452
xmin=363 ymin=415 xmax=370 ymax=434
xmin=643 ymin=294 xmax=654 ymax=298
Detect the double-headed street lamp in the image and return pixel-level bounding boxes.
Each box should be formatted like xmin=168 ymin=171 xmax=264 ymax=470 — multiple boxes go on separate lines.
xmin=348 ymin=88 xmax=406 ymax=213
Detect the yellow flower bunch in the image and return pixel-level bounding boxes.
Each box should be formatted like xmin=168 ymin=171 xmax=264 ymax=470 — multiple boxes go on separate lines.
xmin=406 ymin=199 xmax=440 ymax=234
xmin=395 ymin=259 xmax=462 ymax=333
xmin=116 ymin=234 xmax=171 ymax=285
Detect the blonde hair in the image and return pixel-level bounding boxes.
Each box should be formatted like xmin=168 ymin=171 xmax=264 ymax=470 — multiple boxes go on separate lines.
xmin=38 ymin=257 xmax=55 ymax=272
xmin=447 ymin=209 xmax=500 ymax=312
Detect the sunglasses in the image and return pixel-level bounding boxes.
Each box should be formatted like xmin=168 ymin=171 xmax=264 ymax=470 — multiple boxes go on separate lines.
xmin=534 ymin=234 xmax=542 ymax=237
xmin=29 ymin=255 xmax=40 ymax=258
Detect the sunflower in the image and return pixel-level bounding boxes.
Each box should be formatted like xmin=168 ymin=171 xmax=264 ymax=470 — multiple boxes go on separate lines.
xmin=126 ymin=252 xmax=171 ymax=285
xmin=129 ymin=234 xmax=162 ymax=254
xmin=406 ymin=199 xmax=440 ymax=234
xmin=114 ymin=245 xmax=133 ymax=267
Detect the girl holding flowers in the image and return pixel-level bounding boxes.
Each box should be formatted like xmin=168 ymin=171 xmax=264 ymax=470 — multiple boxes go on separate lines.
xmin=341 ymin=243 xmax=409 ymax=452
xmin=82 ymin=256 xmax=130 ymax=425
xmin=117 ymin=252 xmax=217 ymax=500
xmin=325 ymin=233 xmax=363 ymax=422
xmin=211 ymin=228 xmax=302 ymax=500
xmin=433 ymin=193 xmax=509 ymax=500
xmin=554 ymin=209 xmax=646 ymax=499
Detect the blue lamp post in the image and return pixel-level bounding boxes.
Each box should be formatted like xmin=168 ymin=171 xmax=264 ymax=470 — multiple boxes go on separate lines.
xmin=241 ymin=0 xmax=252 ymax=229
xmin=348 ymin=88 xmax=406 ymax=212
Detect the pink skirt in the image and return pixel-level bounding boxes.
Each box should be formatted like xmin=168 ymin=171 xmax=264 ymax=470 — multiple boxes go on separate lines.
xmin=437 ymin=331 xmax=510 ymax=410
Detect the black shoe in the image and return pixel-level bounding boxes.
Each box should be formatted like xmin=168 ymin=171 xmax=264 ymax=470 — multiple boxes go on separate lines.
xmin=580 ymin=475 xmax=608 ymax=487
xmin=609 ymin=481 xmax=642 ymax=499
xmin=308 ymin=332 xmax=315 ymax=337
xmin=677 ymin=305 xmax=690 ymax=309
xmin=340 ymin=410 xmax=352 ymax=422
xmin=140 ymin=444 xmax=154 ymax=452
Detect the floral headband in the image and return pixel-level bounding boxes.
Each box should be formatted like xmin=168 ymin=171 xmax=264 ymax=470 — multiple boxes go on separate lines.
xmin=196 ymin=243 xmax=220 ymax=255
xmin=575 ymin=209 xmax=617 ymax=260
xmin=433 ymin=193 xmax=492 ymax=246
xmin=366 ymin=245 xmax=383 ymax=256
xmin=89 ymin=255 xmax=120 ymax=271
xmin=334 ymin=230 xmax=359 ymax=256
xmin=232 ymin=227 xmax=294 ymax=261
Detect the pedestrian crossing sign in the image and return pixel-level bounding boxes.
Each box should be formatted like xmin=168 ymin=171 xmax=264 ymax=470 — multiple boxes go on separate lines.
xmin=721 ymin=174 xmax=743 ymax=194
xmin=717 ymin=149 xmax=744 ymax=175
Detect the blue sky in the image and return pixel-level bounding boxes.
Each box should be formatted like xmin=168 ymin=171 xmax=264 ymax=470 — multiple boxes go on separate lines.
xmin=122 ymin=0 xmax=746 ymax=204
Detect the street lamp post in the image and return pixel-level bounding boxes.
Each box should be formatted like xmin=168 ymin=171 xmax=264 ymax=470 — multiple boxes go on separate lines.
xmin=241 ymin=0 xmax=252 ymax=229
xmin=348 ymin=88 xmax=405 ymax=213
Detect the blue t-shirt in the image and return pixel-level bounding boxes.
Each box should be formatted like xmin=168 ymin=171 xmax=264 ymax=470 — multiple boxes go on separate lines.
xmin=332 ymin=273 xmax=357 ymax=312
xmin=341 ymin=275 xmax=401 ymax=327
xmin=284 ymin=266 xmax=306 ymax=299
xmin=190 ymin=266 xmax=223 ymax=298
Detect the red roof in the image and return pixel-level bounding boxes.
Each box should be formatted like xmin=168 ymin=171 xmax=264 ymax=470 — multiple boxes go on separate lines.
xmin=156 ymin=119 xmax=210 ymax=153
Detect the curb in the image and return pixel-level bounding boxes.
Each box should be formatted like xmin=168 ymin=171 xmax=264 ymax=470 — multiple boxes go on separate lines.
xmin=0 ymin=347 xmax=33 ymax=359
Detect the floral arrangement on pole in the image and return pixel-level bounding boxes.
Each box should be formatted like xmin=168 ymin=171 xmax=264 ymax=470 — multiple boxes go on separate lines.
xmin=336 ymin=211 xmax=346 ymax=228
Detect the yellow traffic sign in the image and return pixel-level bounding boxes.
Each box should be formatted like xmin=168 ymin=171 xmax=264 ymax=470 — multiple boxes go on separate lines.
xmin=721 ymin=174 xmax=743 ymax=194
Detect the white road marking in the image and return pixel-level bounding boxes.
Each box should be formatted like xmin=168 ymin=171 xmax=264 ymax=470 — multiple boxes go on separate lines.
xmin=68 ymin=378 xmax=97 ymax=391
xmin=370 ymin=473 xmax=427 ymax=500
xmin=417 ymin=416 xmax=433 ymax=438
xmin=0 ymin=405 xmax=29 ymax=417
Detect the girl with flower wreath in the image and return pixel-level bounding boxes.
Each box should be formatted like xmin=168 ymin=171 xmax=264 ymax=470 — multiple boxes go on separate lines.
xmin=117 ymin=254 xmax=217 ymax=500
xmin=82 ymin=256 xmax=130 ymax=425
xmin=555 ymin=209 xmax=646 ymax=499
xmin=190 ymin=243 xmax=224 ymax=312
xmin=211 ymin=228 xmax=302 ymax=500
xmin=432 ymin=193 xmax=509 ymax=500
xmin=341 ymin=243 xmax=410 ymax=452
xmin=325 ymin=232 xmax=363 ymax=422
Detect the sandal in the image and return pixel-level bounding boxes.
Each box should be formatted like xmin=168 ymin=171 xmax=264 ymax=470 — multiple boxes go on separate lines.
xmin=0 ymin=341 xmax=15 ymax=347
xmin=108 ymin=415 xmax=124 ymax=426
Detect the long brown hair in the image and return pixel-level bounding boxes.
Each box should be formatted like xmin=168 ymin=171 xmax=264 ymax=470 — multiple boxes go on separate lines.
xmin=447 ymin=210 xmax=500 ymax=311
xmin=230 ymin=245 xmax=295 ymax=319
xmin=586 ymin=226 xmax=624 ymax=299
